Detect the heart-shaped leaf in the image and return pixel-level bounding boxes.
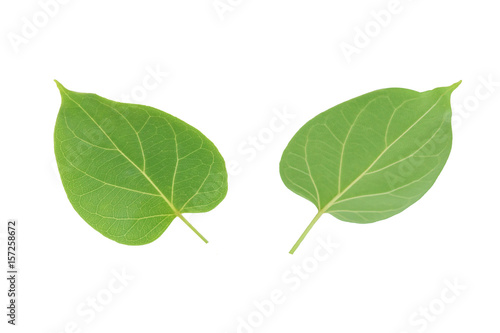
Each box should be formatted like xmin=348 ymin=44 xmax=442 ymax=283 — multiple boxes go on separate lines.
xmin=54 ymin=81 xmax=227 ymax=245
xmin=280 ymin=82 xmax=460 ymax=253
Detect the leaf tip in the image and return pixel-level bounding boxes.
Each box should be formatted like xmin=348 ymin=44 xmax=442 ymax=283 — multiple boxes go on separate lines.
xmin=449 ymin=80 xmax=462 ymax=91
xmin=54 ymin=80 xmax=69 ymax=94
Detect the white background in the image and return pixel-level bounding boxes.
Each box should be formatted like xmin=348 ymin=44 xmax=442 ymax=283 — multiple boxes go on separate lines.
xmin=1 ymin=0 xmax=499 ymax=332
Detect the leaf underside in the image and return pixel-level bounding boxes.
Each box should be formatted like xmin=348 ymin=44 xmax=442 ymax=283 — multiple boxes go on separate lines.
xmin=280 ymin=82 xmax=460 ymax=253
xmin=54 ymin=82 xmax=227 ymax=245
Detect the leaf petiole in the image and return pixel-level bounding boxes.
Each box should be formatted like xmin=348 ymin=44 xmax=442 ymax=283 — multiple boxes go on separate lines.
xmin=177 ymin=213 xmax=209 ymax=244
xmin=289 ymin=210 xmax=324 ymax=254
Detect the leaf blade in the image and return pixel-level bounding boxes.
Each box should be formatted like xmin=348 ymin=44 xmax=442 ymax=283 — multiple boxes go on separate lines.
xmin=54 ymin=82 xmax=227 ymax=245
xmin=281 ymin=82 xmax=460 ymax=253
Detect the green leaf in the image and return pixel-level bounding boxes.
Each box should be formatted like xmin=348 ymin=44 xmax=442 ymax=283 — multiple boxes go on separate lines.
xmin=280 ymin=82 xmax=460 ymax=254
xmin=54 ymin=81 xmax=227 ymax=245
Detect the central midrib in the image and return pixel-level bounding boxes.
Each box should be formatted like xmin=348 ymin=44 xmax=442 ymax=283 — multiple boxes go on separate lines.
xmin=318 ymin=88 xmax=451 ymax=216
xmin=62 ymin=91 xmax=182 ymax=217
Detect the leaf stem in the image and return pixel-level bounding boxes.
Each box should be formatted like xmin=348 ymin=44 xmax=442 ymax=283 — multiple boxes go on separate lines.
xmin=289 ymin=210 xmax=323 ymax=254
xmin=177 ymin=214 xmax=208 ymax=244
